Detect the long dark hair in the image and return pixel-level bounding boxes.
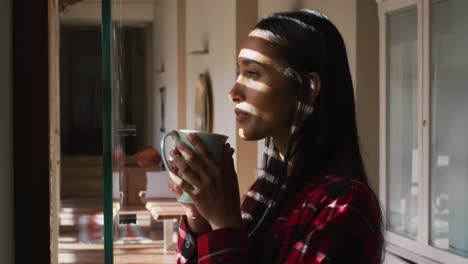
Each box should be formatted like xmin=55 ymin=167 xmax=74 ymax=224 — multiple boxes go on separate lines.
xmin=252 ymin=9 xmax=384 ymax=260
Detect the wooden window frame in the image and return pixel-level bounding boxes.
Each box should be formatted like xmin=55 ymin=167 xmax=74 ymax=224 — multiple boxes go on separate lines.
xmin=13 ymin=1 xmax=51 ymax=263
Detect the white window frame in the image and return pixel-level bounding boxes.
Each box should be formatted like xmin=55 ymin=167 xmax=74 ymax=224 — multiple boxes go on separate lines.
xmin=378 ymin=0 xmax=468 ymax=263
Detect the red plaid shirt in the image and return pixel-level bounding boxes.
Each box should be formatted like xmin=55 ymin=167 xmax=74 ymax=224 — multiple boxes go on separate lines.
xmin=176 ymin=174 xmax=382 ymax=263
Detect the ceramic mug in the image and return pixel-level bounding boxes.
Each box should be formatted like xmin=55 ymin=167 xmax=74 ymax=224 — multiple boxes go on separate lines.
xmin=161 ymin=129 xmax=228 ymax=203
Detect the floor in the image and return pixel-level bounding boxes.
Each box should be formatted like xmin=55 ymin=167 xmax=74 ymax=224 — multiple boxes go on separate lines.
xmin=59 ymin=198 xmax=177 ymax=264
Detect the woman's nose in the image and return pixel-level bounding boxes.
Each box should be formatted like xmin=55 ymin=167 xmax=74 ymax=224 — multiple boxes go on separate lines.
xmin=228 ymin=80 xmax=245 ymax=103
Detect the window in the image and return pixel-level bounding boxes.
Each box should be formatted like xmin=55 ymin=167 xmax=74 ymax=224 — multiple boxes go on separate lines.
xmin=380 ymin=0 xmax=468 ymax=263
xmin=429 ymin=0 xmax=468 ymax=257
xmin=386 ymin=5 xmax=419 ymax=240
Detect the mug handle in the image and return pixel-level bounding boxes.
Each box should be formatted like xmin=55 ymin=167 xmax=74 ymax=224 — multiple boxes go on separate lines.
xmin=160 ymin=130 xmax=180 ymax=171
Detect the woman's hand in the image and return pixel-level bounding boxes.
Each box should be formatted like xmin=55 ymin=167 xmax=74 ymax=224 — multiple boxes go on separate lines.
xmin=167 ymin=149 xmax=211 ymax=233
xmin=171 ymin=133 xmax=242 ymax=230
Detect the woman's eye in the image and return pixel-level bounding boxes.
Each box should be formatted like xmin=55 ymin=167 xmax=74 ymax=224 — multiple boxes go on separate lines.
xmin=245 ymin=71 xmax=259 ymax=78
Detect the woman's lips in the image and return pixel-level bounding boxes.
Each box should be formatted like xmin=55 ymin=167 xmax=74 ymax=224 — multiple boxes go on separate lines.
xmin=235 ymin=108 xmax=251 ymax=122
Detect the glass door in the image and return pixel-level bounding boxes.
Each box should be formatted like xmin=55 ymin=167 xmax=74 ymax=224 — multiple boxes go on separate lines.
xmin=101 ymin=0 xmax=113 ymax=262
xmin=102 ymin=1 xmax=176 ymax=263
xmin=58 ymin=2 xmax=105 ymax=263
xmin=58 ymin=0 xmax=170 ymax=263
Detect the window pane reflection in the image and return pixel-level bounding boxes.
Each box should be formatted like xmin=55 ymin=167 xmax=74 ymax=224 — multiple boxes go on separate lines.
xmin=386 ymin=6 xmax=418 ymax=239
xmin=430 ymin=0 xmax=468 ymax=257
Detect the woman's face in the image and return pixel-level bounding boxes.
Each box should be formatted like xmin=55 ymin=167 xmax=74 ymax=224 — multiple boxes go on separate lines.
xmin=229 ymin=29 xmax=298 ymax=141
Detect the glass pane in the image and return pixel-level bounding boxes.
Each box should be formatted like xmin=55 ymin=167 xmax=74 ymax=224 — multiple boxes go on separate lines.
xmin=58 ymin=3 xmax=105 ymax=263
xmin=386 ymin=6 xmax=418 ymax=239
xmin=104 ymin=1 xmax=177 ymax=263
xmin=430 ymin=0 xmax=468 ymax=257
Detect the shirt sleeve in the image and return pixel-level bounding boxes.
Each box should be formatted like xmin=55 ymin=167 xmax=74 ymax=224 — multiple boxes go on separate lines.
xmin=176 ymin=183 xmax=381 ymax=264
xmin=282 ymin=188 xmax=381 ymax=264
xmin=176 ymin=215 xmax=250 ymax=264
xmin=176 ymin=216 xmax=198 ymax=264
xmin=196 ymin=227 xmax=250 ymax=264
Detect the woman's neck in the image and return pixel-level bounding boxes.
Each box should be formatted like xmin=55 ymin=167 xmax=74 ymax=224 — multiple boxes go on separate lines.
xmin=273 ymin=133 xmax=289 ymax=161
xmin=272 ymin=128 xmax=296 ymax=176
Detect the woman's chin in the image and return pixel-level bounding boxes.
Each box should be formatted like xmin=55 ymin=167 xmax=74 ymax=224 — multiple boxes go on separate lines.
xmin=237 ymin=128 xmax=264 ymax=141
xmin=237 ymin=127 xmax=252 ymax=140
xmin=237 ymin=128 xmax=249 ymax=139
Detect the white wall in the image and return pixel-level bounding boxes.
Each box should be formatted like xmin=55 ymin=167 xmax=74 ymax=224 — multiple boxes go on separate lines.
xmin=185 ymin=0 xmax=237 ymax=148
xmin=302 ymin=0 xmax=357 ymax=86
xmin=153 ymin=0 xmax=180 ymax=151
xmin=0 ymin=0 xmax=14 ymax=262
xmin=258 ymin=0 xmax=296 ymax=18
xmin=355 ymin=0 xmax=379 ymax=192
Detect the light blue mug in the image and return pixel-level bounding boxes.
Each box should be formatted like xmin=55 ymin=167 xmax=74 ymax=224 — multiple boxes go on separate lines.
xmin=161 ymin=129 xmax=228 ymax=203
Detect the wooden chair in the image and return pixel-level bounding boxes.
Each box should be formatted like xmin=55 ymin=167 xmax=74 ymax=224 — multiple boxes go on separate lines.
xmin=139 ymin=171 xmax=185 ymax=251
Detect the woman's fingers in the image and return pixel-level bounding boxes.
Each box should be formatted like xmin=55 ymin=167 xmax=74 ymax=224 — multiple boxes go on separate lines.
xmin=168 ymin=180 xmax=201 ymax=218
xmin=180 ymin=203 xmax=201 ymax=218
xmin=175 ymin=141 xmax=210 ymax=180
xmin=167 ymin=179 xmax=182 ymax=198
xmin=167 ymin=152 xmax=183 ymax=199
xmin=173 ymin=173 xmax=199 ymax=199
xmin=167 ymin=150 xmax=179 ymax=172
xmin=186 ymin=133 xmax=209 ymax=155
xmin=168 ymin=166 xmax=184 ymax=186
xmin=171 ymin=154 xmax=202 ymax=194
xmin=186 ymin=133 xmax=221 ymax=169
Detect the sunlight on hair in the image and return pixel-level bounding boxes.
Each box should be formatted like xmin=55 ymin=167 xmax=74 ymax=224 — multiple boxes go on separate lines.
xmin=248 ymin=29 xmax=271 ymax=41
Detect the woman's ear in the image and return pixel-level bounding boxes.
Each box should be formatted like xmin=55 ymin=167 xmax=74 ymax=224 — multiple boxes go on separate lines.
xmin=308 ymin=72 xmax=321 ymax=99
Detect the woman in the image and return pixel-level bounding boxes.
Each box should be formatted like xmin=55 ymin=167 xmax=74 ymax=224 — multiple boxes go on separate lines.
xmin=167 ymin=9 xmax=384 ymax=263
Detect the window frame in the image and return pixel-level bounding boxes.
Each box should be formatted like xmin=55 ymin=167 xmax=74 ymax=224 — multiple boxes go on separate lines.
xmin=379 ymin=0 xmax=468 ymax=263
